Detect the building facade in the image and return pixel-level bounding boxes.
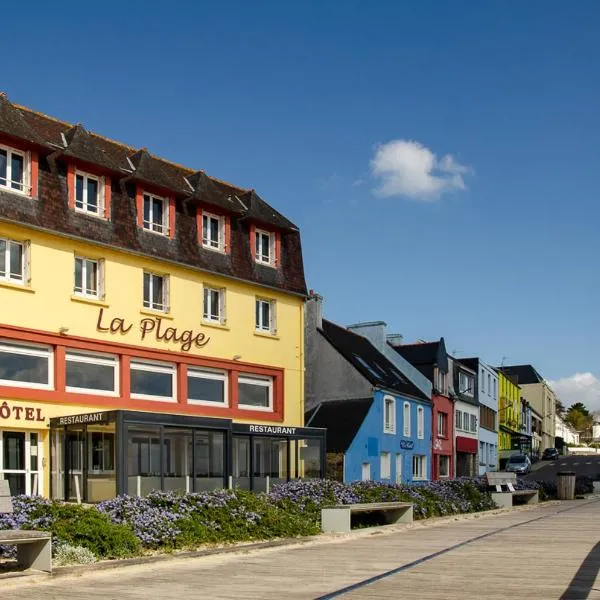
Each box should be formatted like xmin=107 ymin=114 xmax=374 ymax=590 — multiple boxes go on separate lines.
xmin=531 ymin=408 xmax=543 ymax=459
xmin=0 ymin=94 xmax=325 ymax=499
xmin=461 ymin=358 xmax=498 ymax=475
xmin=392 ymin=338 xmax=455 ymax=480
xmin=555 ymin=414 xmax=580 ymax=447
xmin=304 ymin=298 xmax=432 ymax=483
xmin=452 ymin=360 xmax=478 ymax=477
xmin=496 ymin=370 xmax=521 ymax=467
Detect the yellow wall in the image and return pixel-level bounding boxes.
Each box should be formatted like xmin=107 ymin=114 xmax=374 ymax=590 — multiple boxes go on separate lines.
xmin=0 ymin=222 xmax=305 ymax=427
xmin=498 ymin=371 xmax=521 ymax=451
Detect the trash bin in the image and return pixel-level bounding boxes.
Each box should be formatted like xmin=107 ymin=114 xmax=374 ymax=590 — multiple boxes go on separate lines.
xmin=556 ymin=471 xmax=576 ymax=500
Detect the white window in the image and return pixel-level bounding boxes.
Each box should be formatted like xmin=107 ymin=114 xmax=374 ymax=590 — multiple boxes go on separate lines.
xmin=470 ymin=414 xmax=477 ymax=433
xmin=66 ymin=351 xmax=118 ymax=396
xmin=130 ymin=360 xmax=176 ymax=402
xmin=395 ymin=454 xmax=402 ymax=484
xmin=0 ymin=340 xmax=53 ymax=390
xmin=0 ymin=145 xmax=29 ymax=195
xmin=0 ymin=238 xmax=27 ymax=284
xmin=479 ymin=441 xmax=486 ymax=466
xmin=439 ymin=455 xmax=450 ymax=478
xmin=75 ymin=170 xmax=104 ymax=216
xmin=202 ymin=212 xmax=225 ymax=252
xmin=361 ymin=462 xmax=371 ymax=481
xmin=437 ymin=412 xmax=447 ymax=437
xmin=383 ymin=395 xmax=396 ymax=434
xmin=459 ymin=372 xmax=474 ymax=396
xmin=412 ymin=455 xmax=427 ymax=480
xmin=203 ymin=286 xmax=226 ymax=324
xmin=403 ymin=402 xmax=411 ymax=437
xmin=456 ymin=410 xmax=463 ymax=431
xmin=417 ymin=406 xmax=425 ymax=439
xmin=255 ymin=229 xmax=275 ymax=266
xmin=143 ymin=272 xmax=168 ymax=312
xmin=436 ymin=369 xmax=445 ymax=393
xmin=481 ymin=369 xmax=485 ymax=393
xmin=238 ymin=375 xmax=273 ymax=411
xmin=143 ymin=193 xmax=169 ymax=235
xmin=487 ymin=373 xmax=491 ymax=396
xmin=187 ymin=368 xmax=228 ymax=406
xmin=255 ymin=298 xmax=276 ymax=334
xmin=74 ymin=256 xmax=104 ymax=299
xmin=380 ymin=452 xmax=391 ymax=479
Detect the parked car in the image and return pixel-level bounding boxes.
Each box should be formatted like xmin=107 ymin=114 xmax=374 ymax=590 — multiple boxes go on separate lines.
xmin=505 ymin=454 xmax=531 ymax=475
xmin=542 ymin=447 xmax=559 ymax=460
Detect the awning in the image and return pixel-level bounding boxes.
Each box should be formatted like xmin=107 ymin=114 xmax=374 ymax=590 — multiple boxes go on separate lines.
xmin=456 ymin=436 xmax=478 ymax=454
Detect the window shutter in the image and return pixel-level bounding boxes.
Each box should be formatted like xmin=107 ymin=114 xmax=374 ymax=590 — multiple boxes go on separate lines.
xmin=270 ymin=300 xmax=277 ymax=334
xmin=220 ymin=288 xmax=227 ymax=325
xmin=270 ymin=233 xmax=276 ymax=265
xmin=163 ymin=275 xmax=170 ymax=312
xmin=99 ymin=259 xmax=106 ymax=300
xmin=24 ymin=240 xmax=32 ymax=285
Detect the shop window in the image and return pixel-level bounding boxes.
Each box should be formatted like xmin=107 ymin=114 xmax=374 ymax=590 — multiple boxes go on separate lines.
xmin=187 ymin=368 xmax=227 ymax=406
xmin=439 ymin=455 xmax=450 ymax=478
xmin=203 ymin=286 xmax=226 ymax=324
xmin=130 ymin=360 xmax=176 ymax=402
xmin=143 ymin=271 xmax=169 ymax=312
xmin=380 ymin=451 xmax=391 ymax=479
xmin=255 ymin=298 xmax=276 ymax=334
xmin=90 ymin=432 xmax=115 ymax=472
xmin=412 ymin=455 xmax=427 ymax=480
xmin=0 ymin=340 xmax=52 ymax=389
xmin=143 ymin=192 xmax=169 ymax=235
xmin=0 ymin=237 xmax=28 ymax=284
xmin=0 ymin=144 xmax=29 ymax=194
xmin=66 ymin=351 xmax=118 ymax=396
xmin=74 ymin=256 xmax=104 ymax=299
xmin=238 ymin=375 xmax=273 ymax=411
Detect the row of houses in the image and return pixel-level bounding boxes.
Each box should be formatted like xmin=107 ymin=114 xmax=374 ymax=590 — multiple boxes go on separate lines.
xmin=304 ymin=294 xmax=559 ymax=482
xmin=0 ymin=94 xmax=559 ymax=499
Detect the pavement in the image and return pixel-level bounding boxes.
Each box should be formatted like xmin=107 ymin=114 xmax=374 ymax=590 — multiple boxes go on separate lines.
xmin=527 ymin=454 xmax=600 ymax=483
xmin=3 ymin=498 xmax=600 ymax=599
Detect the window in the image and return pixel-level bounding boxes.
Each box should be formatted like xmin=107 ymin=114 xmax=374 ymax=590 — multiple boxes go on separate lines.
xmin=361 ymin=462 xmax=371 ymax=481
xmin=455 ymin=410 xmax=462 ymax=430
xmin=0 ymin=340 xmax=52 ymax=389
xmin=143 ymin=272 xmax=168 ymax=312
xmin=479 ymin=441 xmax=486 ymax=466
xmin=458 ymin=372 xmax=474 ymax=396
xmin=130 ymin=360 xmax=176 ymax=401
xmin=417 ymin=406 xmax=425 ymax=439
xmin=412 ymin=455 xmax=427 ymax=480
xmin=403 ymin=402 xmax=411 ymax=437
xmin=255 ymin=229 xmax=275 ymax=266
xmin=143 ymin=193 xmax=169 ymax=235
xmin=439 ymin=455 xmax=450 ymax=478
xmin=66 ymin=351 xmax=118 ymax=395
xmin=436 ymin=369 xmax=445 ymax=394
xmin=481 ymin=369 xmax=485 ymax=393
xmin=0 ymin=145 xmax=28 ymax=194
xmin=395 ymin=454 xmax=402 ymax=484
xmin=203 ymin=286 xmax=225 ymax=324
xmin=493 ymin=379 xmax=497 ymax=399
xmin=383 ymin=396 xmax=396 ymax=434
xmin=187 ymin=368 xmax=227 ymax=406
xmin=470 ymin=414 xmax=477 ymax=433
xmin=487 ymin=373 xmax=491 ymax=396
xmin=90 ymin=432 xmax=115 ymax=472
xmin=75 ymin=171 xmax=103 ymax=216
xmin=437 ymin=412 xmax=447 ymax=438
xmin=380 ymin=452 xmax=391 ymax=479
xmin=255 ymin=298 xmax=276 ymax=334
xmin=0 ymin=238 xmax=26 ymax=284
xmin=480 ymin=406 xmax=497 ymax=431
xmin=74 ymin=256 xmax=103 ymax=299
xmin=202 ymin=212 xmax=225 ymax=252
xmin=238 ymin=375 xmax=273 ymax=411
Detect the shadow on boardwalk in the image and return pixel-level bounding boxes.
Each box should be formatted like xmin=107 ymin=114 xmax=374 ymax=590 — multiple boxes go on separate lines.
xmin=560 ymin=541 xmax=600 ymax=599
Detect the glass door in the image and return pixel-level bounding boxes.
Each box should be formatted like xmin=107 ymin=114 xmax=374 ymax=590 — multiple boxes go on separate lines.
xmin=2 ymin=431 xmax=26 ymax=495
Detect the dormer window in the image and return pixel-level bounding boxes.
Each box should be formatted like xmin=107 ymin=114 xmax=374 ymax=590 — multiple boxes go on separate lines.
xmin=255 ymin=229 xmax=275 ymax=266
xmin=0 ymin=144 xmax=29 ymax=195
xmin=202 ymin=212 xmax=225 ymax=252
xmin=75 ymin=170 xmax=104 ymax=216
xmin=143 ymin=193 xmax=168 ymax=235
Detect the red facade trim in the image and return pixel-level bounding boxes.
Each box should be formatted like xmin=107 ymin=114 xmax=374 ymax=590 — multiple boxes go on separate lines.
xmin=30 ymin=152 xmax=39 ymax=199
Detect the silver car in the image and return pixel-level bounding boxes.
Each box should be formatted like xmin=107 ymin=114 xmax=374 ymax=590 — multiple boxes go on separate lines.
xmin=505 ymin=454 xmax=531 ymax=475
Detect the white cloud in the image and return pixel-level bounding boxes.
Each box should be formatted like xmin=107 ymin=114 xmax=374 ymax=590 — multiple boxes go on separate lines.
xmin=370 ymin=139 xmax=471 ymax=200
xmin=548 ymin=373 xmax=600 ymax=412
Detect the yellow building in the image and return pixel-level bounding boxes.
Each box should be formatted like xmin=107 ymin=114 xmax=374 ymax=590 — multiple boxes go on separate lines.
xmin=497 ymin=370 xmax=521 ymax=465
xmin=0 ymin=94 xmax=324 ymax=500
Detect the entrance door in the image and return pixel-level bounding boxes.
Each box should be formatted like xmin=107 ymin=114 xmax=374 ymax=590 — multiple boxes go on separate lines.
xmin=0 ymin=431 xmax=41 ymax=496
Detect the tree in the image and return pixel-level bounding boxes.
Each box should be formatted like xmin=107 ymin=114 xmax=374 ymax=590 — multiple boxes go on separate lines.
xmin=565 ymin=403 xmax=593 ymax=433
xmin=555 ymin=398 xmax=566 ymax=417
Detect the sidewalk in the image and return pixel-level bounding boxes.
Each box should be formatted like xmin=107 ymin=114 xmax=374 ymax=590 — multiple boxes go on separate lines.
xmin=3 ymin=499 xmax=600 ymax=599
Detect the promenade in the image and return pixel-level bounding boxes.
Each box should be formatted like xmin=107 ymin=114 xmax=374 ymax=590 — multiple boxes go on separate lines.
xmin=3 ymin=499 xmax=600 ymax=599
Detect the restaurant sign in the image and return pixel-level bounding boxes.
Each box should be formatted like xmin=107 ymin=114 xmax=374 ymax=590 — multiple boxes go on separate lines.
xmin=54 ymin=412 xmax=111 ymax=426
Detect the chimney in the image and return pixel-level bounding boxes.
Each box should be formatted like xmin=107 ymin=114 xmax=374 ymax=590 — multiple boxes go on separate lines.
xmin=305 ymin=290 xmax=323 ymax=329
xmin=346 ymin=321 xmax=386 ymax=352
xmin=386 ymin=333 xmax=403 ymax=346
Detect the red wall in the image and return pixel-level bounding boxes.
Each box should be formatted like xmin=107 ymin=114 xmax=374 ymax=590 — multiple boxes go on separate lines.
xmin=431 ymin=393 xmax=455 ymax=479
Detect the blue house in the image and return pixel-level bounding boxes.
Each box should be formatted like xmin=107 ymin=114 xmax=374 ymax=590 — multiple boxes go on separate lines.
xmin=304 ymin=295 xmax=432 ymax=483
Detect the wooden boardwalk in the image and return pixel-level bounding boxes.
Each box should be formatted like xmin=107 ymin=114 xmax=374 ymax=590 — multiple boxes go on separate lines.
xmin=3 ymin=499 xmax=600 ymax=599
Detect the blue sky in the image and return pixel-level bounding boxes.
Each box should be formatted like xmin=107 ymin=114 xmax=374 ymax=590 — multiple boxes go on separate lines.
xmin=3 ymin=1 xmax=599 ymax=406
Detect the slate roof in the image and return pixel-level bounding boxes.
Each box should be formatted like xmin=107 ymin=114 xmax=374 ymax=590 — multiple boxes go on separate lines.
xmin=305 ymin=398 xmax=374 ymax=453
xmin=497 ymin=365 xmax=545 ymax=385
xmin=392 ymin=340 xmax=440 ymax=366
xmin=319 ymin=320 xmax=430 ymax=401
xmin=0 ymin=94 xmax=306 ymax=295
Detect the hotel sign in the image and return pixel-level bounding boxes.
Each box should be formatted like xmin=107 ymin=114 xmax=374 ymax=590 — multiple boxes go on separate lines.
xmin=96 ymin=308 xmax=210 ymax=352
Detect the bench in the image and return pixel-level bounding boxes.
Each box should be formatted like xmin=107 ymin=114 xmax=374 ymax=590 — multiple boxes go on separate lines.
xmin=0 ymin=480 xmax=52 ymax=573
xmin=486 ymin=472 xmax=538 ymax=509
xmin=321 ymin=502 xmax=413 ymax=533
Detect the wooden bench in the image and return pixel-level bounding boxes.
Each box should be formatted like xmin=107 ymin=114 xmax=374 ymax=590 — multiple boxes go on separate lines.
xmin=486 ymin=472 xmax=539 ymax=509
xmin=321 ymin=501 xmax=413 ymax=533
xmin=0 ymin=480 xmax=52 ymax=573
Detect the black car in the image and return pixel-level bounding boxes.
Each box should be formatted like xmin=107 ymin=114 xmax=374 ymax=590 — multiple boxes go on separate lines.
xmin=542 ymin=448 xmax=559 ymax=460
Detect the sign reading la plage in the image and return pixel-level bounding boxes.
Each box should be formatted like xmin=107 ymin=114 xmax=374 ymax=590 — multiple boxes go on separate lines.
xmin=96 ymin=308 xmax=210 ymax=352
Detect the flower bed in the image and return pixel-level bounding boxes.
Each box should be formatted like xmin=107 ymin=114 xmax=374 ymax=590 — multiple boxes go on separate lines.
xmin=0 ymin=477 xmax=548 ymax=563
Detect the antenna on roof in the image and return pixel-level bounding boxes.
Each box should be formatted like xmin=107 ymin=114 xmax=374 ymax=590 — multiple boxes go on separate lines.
xmin=500 ymin=356 xmax=508 ymax=367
